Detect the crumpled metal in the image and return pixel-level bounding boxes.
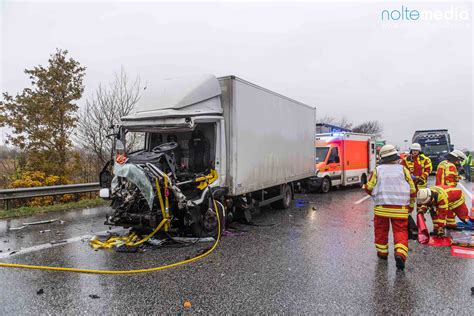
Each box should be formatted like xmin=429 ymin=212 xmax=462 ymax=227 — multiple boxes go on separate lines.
xmin=112 ymin=163 xmax=154 ymax=209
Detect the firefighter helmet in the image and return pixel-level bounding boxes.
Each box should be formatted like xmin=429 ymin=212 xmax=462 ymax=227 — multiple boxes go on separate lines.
xmin=409 ymin=143 xmax=422 ymax=152
xmin=417 ymin=188 xmax=432 ymax=204
xmin=379 ymin=144 xmax=399 ymax=162
xmin=449 ymin=149 xmax=467 ymax=162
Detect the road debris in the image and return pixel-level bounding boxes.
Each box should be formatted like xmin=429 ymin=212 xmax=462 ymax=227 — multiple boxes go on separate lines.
xmin=183 ymin=300 xmax=192 ymax=309
xmin=36 ymin=289 xmax=44 ymax=295
xmin=171 ymin=237 xmax=215 ymax=243
xmin=9 ymin=225 xmax=27 ymax=231
xmin=89 ymin=294 xmax=100 ymax=299
xmin=23 ymin=218 xmax=58 ymax=226
xmin=39 ymin=230 xmax=51 ymax=234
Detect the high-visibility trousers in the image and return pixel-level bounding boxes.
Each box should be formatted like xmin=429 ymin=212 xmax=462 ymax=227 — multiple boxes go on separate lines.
xmin=430 ymin=208 xmax=447 ymax=233
xmin=446 ymin=203 xmax=469 ymax=228
xmin=374 ymin=215 xmax=409 ymax=261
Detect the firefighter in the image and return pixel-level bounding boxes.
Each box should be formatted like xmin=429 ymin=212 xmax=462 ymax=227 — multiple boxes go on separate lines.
xmin=400 ymin=143 xmax=432 ymax=190
xmin=462 ymin=151 xmax=472 ymax=181
xmin=417 ymin=186 xmax=473 ymax=235
xmin=364 ymin=144 xmax=416 ymax=271
xmin=435 ymin=149 xmax=467 ymax=187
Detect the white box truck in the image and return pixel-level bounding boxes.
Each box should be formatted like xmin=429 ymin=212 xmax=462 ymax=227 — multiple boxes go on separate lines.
xmin=100 ymin=75 xmax=316 ymax=235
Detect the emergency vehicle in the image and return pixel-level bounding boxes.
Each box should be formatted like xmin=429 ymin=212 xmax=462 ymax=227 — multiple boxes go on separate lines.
xmin=311 ymin=132 xmax=377 ymax=193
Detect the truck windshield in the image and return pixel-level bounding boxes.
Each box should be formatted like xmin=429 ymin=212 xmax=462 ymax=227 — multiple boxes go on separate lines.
xmin=124 ymin=123 xmax=216 ymax=173
xmin=422 ymin=144 xmax=449 ymax=155
xmin=316 ymin=147 xmax=330 ymax=162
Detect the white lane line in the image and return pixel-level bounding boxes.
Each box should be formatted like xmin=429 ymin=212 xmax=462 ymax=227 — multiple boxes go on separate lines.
xmin=458 ymin=182 xmax=472 ymax=199
xmin=0 ymin=228 xmax=124 ymax=259
xmin=354 ymin=195 xmax=371 ymax=204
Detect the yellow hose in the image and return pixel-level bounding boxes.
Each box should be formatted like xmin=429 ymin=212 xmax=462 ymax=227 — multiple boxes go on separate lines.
xmin=0 ymin=190 xmax=221 ymax=275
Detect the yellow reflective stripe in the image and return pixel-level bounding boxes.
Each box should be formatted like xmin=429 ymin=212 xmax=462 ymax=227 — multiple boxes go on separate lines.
xmin=395 ymin=248 xmax=408 ymax=257
xmin=375 ymin=206 xmax=410 ymax=212
xmin=376 ymin=249 xmax=389 ymax=254
xmin=374 ymin=211 xmax=408 ymax=219
xmin=449 ymin=199 xmax=464 ymax=209
xmin=366 ymin=169 xmax=378 ymax=191
xmin=375 ymin=243 xmax=388 ymax=249
xmin=395 ymin=243 xmax=408 ymax=252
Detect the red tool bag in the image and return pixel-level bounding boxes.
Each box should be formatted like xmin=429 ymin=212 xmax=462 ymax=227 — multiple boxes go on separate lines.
xmin=417 ymin=213 xmax=430 ymax=244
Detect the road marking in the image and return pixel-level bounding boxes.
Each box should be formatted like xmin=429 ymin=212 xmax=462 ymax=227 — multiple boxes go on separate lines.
xmin=354 ymin=195 xmax=371 ymax=204
xmin=458 ymin=182 xmax=472 ymax=199
xmin=0 ymin=228 xmax=124 ymax=259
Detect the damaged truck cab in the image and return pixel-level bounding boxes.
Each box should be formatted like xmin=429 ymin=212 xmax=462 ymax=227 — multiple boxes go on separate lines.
xmin=100 ymin=75 xmax=316 ymax=236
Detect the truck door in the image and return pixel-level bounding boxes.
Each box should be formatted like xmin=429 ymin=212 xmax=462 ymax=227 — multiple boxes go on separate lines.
xmin=327 ymin=146 xmax=342 ymax=186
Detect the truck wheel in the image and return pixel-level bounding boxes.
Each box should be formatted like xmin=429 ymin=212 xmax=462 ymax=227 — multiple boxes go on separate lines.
xmin=191 ymin=201 xmax=225 ymax=237
xmin=272 ymin=184 xmax=292 ymax=209
xmin=320 ymin=177 xmax=331 ymax=193
xmin=361 ymin=174 xmax=367 ymax=185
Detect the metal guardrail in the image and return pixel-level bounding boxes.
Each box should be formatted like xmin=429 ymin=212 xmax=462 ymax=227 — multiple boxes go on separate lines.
xmin=0 ymin=183 xmax=101 ymax=209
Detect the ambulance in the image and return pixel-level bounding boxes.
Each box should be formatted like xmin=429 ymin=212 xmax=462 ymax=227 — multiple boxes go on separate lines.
xmin=311 ymin=132 xmax=377 ymax=193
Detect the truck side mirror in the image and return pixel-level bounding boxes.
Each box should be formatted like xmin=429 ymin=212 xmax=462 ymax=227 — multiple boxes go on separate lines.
xmin=99 ymin=160 xmax=113 ymax=188
xmin=99 ymin=170 xmax=112 ymax=188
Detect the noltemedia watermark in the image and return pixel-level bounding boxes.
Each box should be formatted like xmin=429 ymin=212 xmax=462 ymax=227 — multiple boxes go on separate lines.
xmin=381 ymin=5 xmax=470 ymax=21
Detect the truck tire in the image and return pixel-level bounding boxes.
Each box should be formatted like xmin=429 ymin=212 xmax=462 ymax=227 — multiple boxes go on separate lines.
xmin=320 ymin=177 xmax=331 ymax=193
xmin=272 ymin=184 xmax=292 ymax=209
xmin=190 ymin=200 xmax=225 ymax=237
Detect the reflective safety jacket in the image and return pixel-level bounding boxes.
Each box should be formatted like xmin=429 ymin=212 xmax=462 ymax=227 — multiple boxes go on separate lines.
xmin=418 ymin=186 xmax=449 ymax=222
xmin=435 ymin=160 xmax=460 ymax=187
xmin=364 ymin=164 xmax=416 ymax=219
xmin=438 ymin=185 xmax=465 ymax=210
xmin=462 ymin=153 xmax=472 ymax=167
xmin=401 ymin=153 xmax=432 ymax=187
xmin=419 ymin=185 xmax=464 ymax=214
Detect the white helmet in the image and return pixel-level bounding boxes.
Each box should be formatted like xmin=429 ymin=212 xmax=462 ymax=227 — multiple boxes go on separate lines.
xmin=379 ymin=144 xmax=399 ymax=162
xmin=450 ymin=149 xmax=467 ymax=162
xmin=417 ymin=188 xmax=432 ymax=204
xmin=410 ymin=143 xmax=422 ymax=151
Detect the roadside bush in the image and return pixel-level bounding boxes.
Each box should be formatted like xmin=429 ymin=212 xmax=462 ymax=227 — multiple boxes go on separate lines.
xmin=9 ymin=171 xmax=76 ymax=207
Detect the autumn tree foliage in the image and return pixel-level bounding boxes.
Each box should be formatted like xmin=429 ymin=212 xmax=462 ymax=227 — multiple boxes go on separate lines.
xmin=0 ymin=49 xmax=85 ymax=182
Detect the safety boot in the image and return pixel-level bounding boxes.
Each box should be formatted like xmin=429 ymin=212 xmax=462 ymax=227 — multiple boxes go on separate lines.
xmin=395 ymin=255 xmax=405 ymax=271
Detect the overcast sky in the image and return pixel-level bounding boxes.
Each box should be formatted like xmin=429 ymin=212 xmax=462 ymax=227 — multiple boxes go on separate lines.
xmin=1 ymin=0 xmax=472 ymax=150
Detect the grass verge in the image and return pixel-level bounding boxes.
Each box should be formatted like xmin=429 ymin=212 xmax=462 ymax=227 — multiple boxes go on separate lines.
xmin=0 ymin=198 xmax=109 ymax=219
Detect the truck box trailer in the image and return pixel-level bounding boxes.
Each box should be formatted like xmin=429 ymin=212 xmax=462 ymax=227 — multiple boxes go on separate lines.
xmin=100 ymin=74 xmax=316 ymax=234
xmin=310 ymin=132 xmax=376 ymax=193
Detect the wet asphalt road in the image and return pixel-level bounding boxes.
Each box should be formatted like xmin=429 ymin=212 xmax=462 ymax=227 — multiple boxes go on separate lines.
xmin=0 ymin=179 xmax=472 ymax=314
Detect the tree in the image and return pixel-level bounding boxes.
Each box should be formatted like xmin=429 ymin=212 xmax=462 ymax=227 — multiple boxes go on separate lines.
xmin=76 ymin=68 xmax=142 ymax=167
xmin=352 ymin=120 xmax=383 ymax=136
xmin=0 ymin=49 xmax=85 ymax=181
xmin=317 ymin=115 xmax=353 ymax=130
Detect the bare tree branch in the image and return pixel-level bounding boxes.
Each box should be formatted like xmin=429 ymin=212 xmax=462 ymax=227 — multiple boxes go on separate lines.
xmin=352 ymin=120 xmax=383 ymax=136
xmin=76 ymin=68 xmax=142 ymax=166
